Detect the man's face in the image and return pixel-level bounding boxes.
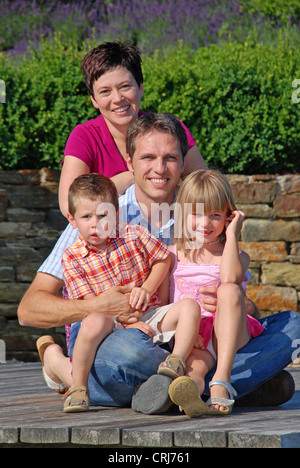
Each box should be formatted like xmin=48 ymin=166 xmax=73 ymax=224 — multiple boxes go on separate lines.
xmin=127 ymin=130 xmax=184 ymax=205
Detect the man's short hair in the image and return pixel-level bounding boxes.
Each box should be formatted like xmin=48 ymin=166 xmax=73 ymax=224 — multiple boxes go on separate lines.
xmin=126 ymin=113 xmax=188 ymax=160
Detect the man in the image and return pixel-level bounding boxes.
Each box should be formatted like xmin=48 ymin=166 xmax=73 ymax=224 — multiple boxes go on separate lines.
xmin=18 ymin=113 xmax=299 ymax=411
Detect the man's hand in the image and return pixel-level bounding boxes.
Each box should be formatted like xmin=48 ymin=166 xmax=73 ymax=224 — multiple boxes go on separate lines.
xmin=100 ymin=282 xmax=143 ymax=324
xmin=199 ymin=284 xmax=259 ymax=318
xmin=200 ymin=286 xmax=218 ymax=313
xmin=125 ymin=321 xmax=155 ymax=338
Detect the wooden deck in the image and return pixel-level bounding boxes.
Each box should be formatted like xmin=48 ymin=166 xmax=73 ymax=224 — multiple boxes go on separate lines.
xmin=0 ymin=361 xmax=299 ymax=449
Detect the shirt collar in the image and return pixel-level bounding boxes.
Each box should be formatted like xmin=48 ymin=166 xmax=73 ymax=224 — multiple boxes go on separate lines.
xmin=119 ymin=185 xmax=175 ymax=226
xmin=72 ymin=234 xmax=115 ymax=258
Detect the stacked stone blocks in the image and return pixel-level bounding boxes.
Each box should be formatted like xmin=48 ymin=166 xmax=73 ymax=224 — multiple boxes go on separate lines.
xmin=0 ymin=170 xmax=299 ymax=360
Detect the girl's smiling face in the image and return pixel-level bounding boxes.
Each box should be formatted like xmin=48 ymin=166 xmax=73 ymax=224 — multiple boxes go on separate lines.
xmin=186 ymin=209 xmax=227 ymax=245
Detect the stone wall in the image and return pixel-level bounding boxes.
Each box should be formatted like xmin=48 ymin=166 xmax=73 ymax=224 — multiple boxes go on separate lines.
xmin=0 ymin=169 xmax=68 ymax=361
xmin=228 ymin=174 xmax=300 ymax=317
xmin=0 ymin=170 xmax=299 ymax=361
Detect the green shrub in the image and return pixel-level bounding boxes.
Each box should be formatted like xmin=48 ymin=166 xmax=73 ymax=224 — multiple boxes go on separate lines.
xmin=241 ymin=0 xmax=300 ymax=23
xmin=142 ymin=38 xmax=300 ymax=174
xmin=0 ymin=35 xmax=94 ymax=169
xmin=0 ymin=34 xmax=299 ymax=173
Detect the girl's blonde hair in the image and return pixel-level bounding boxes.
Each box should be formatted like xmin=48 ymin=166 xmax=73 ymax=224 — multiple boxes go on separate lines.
xmin=174 ymin=169 xmax=236 ymax=253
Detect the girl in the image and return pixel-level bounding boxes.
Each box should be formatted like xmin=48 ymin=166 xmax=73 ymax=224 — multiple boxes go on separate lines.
xmin=157 ymin=170 xmax=264 ymax=417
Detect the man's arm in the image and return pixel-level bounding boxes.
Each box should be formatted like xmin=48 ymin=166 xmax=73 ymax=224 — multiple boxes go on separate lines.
xmin=18 ymin=272 xmax=139 ymax=329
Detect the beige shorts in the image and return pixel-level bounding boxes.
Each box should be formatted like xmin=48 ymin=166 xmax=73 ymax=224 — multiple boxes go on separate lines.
xmin=139 ymin=303 xmax=175 ymax=345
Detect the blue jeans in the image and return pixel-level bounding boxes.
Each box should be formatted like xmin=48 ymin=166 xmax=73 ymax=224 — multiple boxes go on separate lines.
xmin=68 ymin=311 xmax=300 ymax=406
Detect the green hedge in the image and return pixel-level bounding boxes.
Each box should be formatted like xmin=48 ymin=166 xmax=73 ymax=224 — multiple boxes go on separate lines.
xmin=1 ymin=34 xmax=299 ymax=173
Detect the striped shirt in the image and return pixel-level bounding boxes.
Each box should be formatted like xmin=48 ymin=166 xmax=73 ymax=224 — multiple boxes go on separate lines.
xmin=61 ymin=223 xmax=169 ymax=308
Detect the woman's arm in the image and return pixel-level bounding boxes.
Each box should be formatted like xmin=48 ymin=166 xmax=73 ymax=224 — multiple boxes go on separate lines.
xmin=111 ymin=171 xmax=134 ymax=195
xmin=182 ymin=146 xmax=208 ymax=177
xmin=59 ymin=155 xmax=90 ymax=217
xmin=59 ymin=156 xmax=134 ymax=218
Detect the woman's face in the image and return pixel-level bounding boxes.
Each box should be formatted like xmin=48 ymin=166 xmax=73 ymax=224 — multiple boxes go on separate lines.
xmin=91 ymin=66 xmax=144 ymax=135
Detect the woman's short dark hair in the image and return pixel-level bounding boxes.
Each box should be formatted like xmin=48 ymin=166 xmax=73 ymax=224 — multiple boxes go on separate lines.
xmin=81 ymin=41 xmax=143 ymax=97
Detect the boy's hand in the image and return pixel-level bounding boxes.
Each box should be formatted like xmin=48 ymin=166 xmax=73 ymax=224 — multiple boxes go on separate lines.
xmin=129 ymin=287 xmax=150 ymax=311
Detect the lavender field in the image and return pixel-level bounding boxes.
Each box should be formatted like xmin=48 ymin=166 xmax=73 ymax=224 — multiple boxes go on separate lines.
xmin=1 ymin=0 xmax=299 ymax=56
xmin=0 ymin=1 xmax=299 ymax=172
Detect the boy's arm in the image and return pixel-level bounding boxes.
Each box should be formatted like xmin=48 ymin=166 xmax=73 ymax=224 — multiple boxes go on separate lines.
xmin=129 ymin=255 xmax=171 ymax=310
xmin=157 ymin=246 xmax=176 ymax=305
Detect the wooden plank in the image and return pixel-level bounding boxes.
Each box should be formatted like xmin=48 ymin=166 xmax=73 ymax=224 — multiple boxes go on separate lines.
xmin=0 ymin=361 xmax=299 ymax=447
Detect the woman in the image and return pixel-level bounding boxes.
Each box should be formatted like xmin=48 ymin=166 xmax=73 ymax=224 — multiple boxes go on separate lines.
xmin=58 ymin=41 xmax=207 ymax=217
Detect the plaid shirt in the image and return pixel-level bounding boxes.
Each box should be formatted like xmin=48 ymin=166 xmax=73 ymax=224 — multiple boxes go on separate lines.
xmin=61 ymin=223 xmax=169 ymax=308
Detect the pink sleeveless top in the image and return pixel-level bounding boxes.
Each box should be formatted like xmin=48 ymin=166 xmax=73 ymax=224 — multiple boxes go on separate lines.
xmin=169 ymin=246 xmax=264 ymax=347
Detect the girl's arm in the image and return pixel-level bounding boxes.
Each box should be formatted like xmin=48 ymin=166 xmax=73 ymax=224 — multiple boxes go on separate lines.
xmin=220 ymin=210 xmax=250 ymax=284
xmin=129 ymin=255 xmax=171 ymax=311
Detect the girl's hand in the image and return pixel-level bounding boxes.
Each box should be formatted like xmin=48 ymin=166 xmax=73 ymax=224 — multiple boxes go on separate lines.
xmin=225 ymin=210 xmax=245 ymax=238
xmin=194 ymin=334 xmax=205 ymax=349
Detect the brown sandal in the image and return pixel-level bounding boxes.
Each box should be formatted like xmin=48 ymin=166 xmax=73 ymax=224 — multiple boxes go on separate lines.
xmin=157 ymin=354 xmax=186 ymax=379
xmin=63 ymin=386 xmax=90 ymax=413
xmin=36 ymin=335 xmax=55 ymax=365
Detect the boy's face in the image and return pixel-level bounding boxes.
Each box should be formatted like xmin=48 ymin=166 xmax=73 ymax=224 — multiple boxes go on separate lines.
xmin=67 ymin=196 xmax=118 ymax=250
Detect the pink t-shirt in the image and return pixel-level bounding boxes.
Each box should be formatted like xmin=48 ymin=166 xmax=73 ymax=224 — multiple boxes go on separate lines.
xmin=63 ymin=111 xmax=196 ymax=176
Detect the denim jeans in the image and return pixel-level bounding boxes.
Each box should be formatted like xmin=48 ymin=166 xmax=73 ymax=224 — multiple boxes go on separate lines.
xmin=68 ymin=310 xmax=300 ymax=406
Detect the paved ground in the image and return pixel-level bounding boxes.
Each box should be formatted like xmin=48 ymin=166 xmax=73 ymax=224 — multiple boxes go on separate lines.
xmin=0 ymin=361 xmax=299 ymax=450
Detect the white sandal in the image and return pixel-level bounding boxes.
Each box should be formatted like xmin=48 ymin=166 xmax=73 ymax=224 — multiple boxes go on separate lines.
xmin=206 ymin=380 xmax=237 ymax=415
